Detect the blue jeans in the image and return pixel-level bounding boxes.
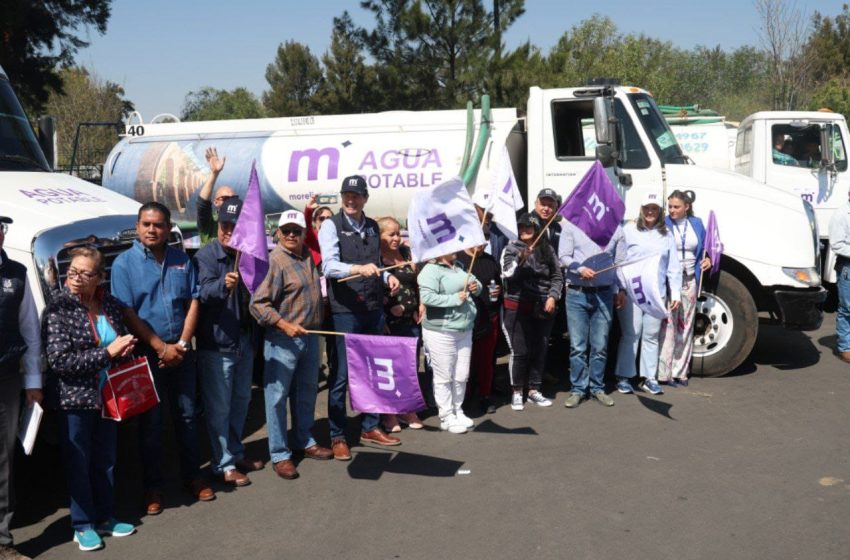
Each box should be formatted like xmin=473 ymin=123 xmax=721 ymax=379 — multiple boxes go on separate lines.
xmin=58 ymin=410 xmax=117 ymax=531
xmin=139 ymin=349 xmax=200 ymax=489
xmin=566 ymin=287 xmax=614 ymax=395
xmin=198 ymin=333 xmax=255 ymax=474
xmin=264 ymin=331 xmax=319 ymax=463
xmin=328 ymin=310 xmax=384 ymax=439
xmin=616 ymin=299 xmax=664 ymax=380
xmin=838 ymin=263 xmax=850 ymax=352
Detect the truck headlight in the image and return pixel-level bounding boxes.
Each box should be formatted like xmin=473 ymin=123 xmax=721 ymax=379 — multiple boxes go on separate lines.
xmin=782 ymin=266 xmax=821 ymax=287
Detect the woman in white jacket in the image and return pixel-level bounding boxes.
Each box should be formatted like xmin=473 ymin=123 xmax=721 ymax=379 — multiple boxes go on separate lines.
xmin=615 ymin=192 xmax=682 ymax=395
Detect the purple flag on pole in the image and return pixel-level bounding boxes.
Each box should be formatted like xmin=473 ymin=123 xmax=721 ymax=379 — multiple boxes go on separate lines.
xmin=557 ymin=161 xmax=625 ymax=248
xmin=228 ymin=162 xmax=269 ymax=294
xmin=346 ymin=333 xmax=425 ymax=414
xmin=705 ymin=210 xmax=723 ymax=276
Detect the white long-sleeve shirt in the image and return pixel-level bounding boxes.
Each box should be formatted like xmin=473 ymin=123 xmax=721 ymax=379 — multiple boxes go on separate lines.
xmin=829 ymin=201 xmax=850 ymax=260
xmin=622 ymin=222 xmax=683 ymax=302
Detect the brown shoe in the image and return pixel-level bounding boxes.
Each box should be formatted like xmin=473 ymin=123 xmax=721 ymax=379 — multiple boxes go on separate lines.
xmin=185 ymin=479 xmax=216 ymax=502
xmin=0 ymin=544 xmax=31 ymax=560
xmin=235 ymin=458 xmax=265 ymax=472
xmin=839 ymin=351 xmax=850 ymax=363
xmin=361 ymin=428 xmax=401 ymax=446
xmin=300 ymin=444 xmax=333 ymax=460
xmin=331 ymin=438 xmax=351 ymax=461
xmin=222 ymin=469 xmax=251 ymax=487
xmin=144 ymin=491 xmax=163 ymax=515
xmin=273 ymin=459 xmax=299 ymax=480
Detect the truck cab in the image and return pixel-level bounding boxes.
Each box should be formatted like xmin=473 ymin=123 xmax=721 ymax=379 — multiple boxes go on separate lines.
xmin=526 ymin=85 xmax=826 ymax=376
xmin=0 ymin=67 xmax=145 ymax=313
xmin=734 ymin=111 xmax=849 ymax=281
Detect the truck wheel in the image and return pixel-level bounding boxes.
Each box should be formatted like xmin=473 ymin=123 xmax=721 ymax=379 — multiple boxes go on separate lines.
xmin=691 ymin=272 xmax=758 ymax=377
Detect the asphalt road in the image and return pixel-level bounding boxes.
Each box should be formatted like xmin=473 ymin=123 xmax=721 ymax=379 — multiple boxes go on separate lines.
xmin=11 ymin=312 xmax=850 ymax=560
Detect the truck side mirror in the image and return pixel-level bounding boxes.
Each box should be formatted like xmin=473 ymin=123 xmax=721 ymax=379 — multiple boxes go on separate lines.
xmin=593 ymin=97 xmax=611 ymax=145
xmin=820 ymin=124 xmax=835 ymax=169
xmin=595 ymin=145 xmax=618 ymax=168
xmin=38 ymin=115 xmax=57 ymax=170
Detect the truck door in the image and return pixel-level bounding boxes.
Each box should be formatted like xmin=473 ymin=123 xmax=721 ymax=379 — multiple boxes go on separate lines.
xmin=536 ymin=89 xmax=662 ymax=214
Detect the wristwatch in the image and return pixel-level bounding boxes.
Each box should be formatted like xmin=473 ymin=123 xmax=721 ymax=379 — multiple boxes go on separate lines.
xmin=177 ymin=339 xmax=190 ymax=351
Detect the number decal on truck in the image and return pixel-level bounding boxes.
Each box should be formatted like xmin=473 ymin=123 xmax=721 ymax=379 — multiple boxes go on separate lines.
xmin=125 ymin=125 xmax=145 ymax=137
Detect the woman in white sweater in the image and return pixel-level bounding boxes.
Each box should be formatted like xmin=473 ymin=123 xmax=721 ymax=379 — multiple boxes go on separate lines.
xmin=615 ymin=192 xmax=682 ymax=395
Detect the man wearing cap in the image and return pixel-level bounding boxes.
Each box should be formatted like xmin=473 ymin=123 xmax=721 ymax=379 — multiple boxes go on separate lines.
xmin=559 ymin=217 xmax=626 ymax=408
xmin=0 ymin=216 xmax=42 ymax=560
xmin=194 ymin=197 xmax=265 ymax=487
xmin=531 ymin=188 xmax=563 ymax=251
xmin=111 ymin=202 xmax=214 ymax=514
xmin=196 ymin=147 xmax=237 ymax=245
xmin=251 ymin=210 xmax=333 ymax=480
xmin=318 ymin=175 xmax=402 ymax=459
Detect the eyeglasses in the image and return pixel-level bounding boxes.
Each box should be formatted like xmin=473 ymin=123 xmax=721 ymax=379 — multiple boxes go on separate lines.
xmin=316 ymin=216 xmax=330 ymax=223
xmin=279 ymin=227 xmax=303 ymax=237
xmin=67 ymin=269 xmax=99 ymax=281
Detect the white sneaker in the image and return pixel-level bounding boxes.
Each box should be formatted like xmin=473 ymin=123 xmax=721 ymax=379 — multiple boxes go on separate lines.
xmin=439 ymin=414 xmax=467 ymax=434
xmin=511 ymin=392 xmax=524 ymax=411
xmin=527 ymin=391 xmax=553 ymax=407
xmin=454 ymin=409 xmax=474 ymax=428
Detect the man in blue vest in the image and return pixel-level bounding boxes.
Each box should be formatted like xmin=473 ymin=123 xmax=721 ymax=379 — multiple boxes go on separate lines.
xmin=0 ymin=216 xmax=42 ymax=560
xmin=319 ymin=175 xmax=402 ymax=460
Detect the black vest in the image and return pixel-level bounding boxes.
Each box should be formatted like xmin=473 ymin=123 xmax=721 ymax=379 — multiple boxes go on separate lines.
xmin=327 ymin=212 xmax=383 ymax=314
xmin=0 ymin=252 xmax=28 ymax=367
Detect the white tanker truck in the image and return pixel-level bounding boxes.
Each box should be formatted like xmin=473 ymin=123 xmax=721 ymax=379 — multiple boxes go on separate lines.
xmin=101 ymin=84 xmax=826 ymax=377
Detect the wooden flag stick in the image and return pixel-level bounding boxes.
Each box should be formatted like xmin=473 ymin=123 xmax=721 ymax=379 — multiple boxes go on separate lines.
xmin=233 ymin=250 xmax=241 ymax=273
xmin=306 ymin=330 xmax=346 ymax=337
xmin=339 ymin=260 xmax=414 ymax=283
xmin=592 ymin=253 xmax=656 ymax=275
xmin=527 ymin=210 xmax=560 ymax=253
xmin=696 ymin=248 xmax=708 ymax=299
xmin=463 ymin=208 xmax=490 ymax=292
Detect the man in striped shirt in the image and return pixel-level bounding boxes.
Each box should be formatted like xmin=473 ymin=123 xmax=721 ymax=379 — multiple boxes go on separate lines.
xmin=250 ymin=210 xmax=333 ymax=480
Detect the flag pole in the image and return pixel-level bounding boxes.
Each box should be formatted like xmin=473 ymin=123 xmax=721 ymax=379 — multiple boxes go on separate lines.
xmin=233 ymin=250 xmax=241 ymax=273
xmin=306 ymin=330 xmax=346 ymax=337
xmin=696 ymin=248 xmax=708 ymax=299
xmin=463 ymin=208 xmax=490 ymax=291
xmin=339 ymin=261 xmax=414 ymax=283
xmin=592 ymin=253 xmax=655 ymax=274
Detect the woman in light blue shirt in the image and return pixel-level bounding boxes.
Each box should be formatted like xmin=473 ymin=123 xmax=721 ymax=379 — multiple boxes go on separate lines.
xmin=615 ymin=192 xmax=682 ymax=395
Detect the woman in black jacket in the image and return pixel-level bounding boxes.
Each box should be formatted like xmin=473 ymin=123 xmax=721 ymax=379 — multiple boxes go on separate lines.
xmin=500 ymin=213 xmax=564 ymax=411
xmin=43 ymin=247 xmax=137 ymax=551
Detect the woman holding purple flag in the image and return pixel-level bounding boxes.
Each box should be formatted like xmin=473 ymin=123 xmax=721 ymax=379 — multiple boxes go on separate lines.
xmin=419 ymin=252 xmax=481 ymax=434
xmin=615 ymin=192 xmax=681 ymax=396
xmin=658 ymin=191 xmax=712 ymax=387
xmin=377 ymin=216 xmax=423 ymax=432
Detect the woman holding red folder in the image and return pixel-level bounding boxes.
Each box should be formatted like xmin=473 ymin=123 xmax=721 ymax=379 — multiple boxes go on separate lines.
xmin=43 ymin=247 xmax=137 ymax=551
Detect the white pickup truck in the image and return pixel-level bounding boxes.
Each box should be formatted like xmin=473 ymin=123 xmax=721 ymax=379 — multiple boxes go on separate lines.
xmin=102 ymin=83 xmax=826 ymax=377
xmin=0 ymin=66 xmax=144 ymax=316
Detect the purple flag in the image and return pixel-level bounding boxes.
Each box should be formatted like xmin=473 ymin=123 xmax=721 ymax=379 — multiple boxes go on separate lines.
xmin=705 ymin=210 xmax=723 ymax=276
xmin=557 ymin=161 xmax=625 ymax=248
xmin=346 ymin=333 xmax=425 ymax=414
xmin=228 ymin=162 xmax=269 ymax=294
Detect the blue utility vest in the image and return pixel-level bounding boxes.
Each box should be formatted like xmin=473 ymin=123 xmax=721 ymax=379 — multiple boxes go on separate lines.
xmin=327 ymin=212 xmax=383 ymax=314
xmin=0 ymin=252 xmax=28 ymax=369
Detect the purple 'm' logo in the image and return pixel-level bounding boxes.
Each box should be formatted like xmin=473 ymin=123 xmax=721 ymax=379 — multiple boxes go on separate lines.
xmin=630 ymin=276 xmax=646 ymax=305
xmin=426 ymin=213 xmax=457 ymax=243
xmin=288 ymin=148 xmax=339 ymax=182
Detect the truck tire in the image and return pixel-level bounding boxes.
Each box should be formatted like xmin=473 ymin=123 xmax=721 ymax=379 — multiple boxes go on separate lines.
xmin=691 ymin=271 xmax=758 ymax=377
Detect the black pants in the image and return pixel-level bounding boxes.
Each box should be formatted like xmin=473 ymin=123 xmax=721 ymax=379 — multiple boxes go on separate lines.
xmin=0 ymin=368 xmax=22 ymax=545
xmin=502 ymin=308 xmax=555 ymax=391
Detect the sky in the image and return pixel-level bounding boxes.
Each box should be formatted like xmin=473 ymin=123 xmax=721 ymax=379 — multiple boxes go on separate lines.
xmin=74 ymin=0 xmax=848 ymax=119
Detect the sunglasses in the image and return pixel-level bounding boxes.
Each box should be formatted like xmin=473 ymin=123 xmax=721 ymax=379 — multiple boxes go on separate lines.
xmin=316 ymin=215 xmax=330 ymax=223
xmin=280 ymin=227 xmax=303 ymax=237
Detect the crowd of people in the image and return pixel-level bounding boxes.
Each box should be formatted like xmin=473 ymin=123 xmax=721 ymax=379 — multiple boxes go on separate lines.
xmin=0 ymin=146 xmax=716 ymax=557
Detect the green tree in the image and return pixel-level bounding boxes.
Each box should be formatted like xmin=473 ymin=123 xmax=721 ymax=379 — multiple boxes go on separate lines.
xmin=809 ymin=77 xmax=850 ymax=120
xmin=181 ymin=87 xmax=266 ymax=121
xmin=807 ymin=4 xmax=850 ymax=85
xmin=43 ymin=66 xmax=132 ymax=168
xmin=0 ymin=0 xmax=112 ymax=113
xmin=544 ymin=15 xmax=621 ymax=87
xmin=263 ymin=41 xmax=323 ymax=116
xmin=313 ymin=12 xmax=377 ymax=114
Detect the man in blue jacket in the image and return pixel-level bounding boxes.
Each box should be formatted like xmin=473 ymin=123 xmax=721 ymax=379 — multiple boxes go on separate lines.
xmin=194 ymin=197 xmax=264 ymax=487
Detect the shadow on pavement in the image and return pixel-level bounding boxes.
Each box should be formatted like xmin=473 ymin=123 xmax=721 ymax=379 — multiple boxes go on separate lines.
xmin=347 ymin=451 xmax=463 ymax=480
xmin=720 ymin=322 xmax=821 ymax=377
xmin=472 ymin=420 xmax=537 ymax=435
xmin=636 ymin=394 xmax=675 ymax=419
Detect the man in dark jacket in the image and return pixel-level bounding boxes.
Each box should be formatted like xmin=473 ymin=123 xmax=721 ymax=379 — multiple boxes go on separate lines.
xmin=194 ymin=197 xmax=264 ymax=487
xmin=0 ymin=216 xmax=42 ymax=560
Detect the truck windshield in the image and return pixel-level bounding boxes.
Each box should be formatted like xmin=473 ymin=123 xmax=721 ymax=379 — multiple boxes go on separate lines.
xmin=0 ymin=76 xmax=50 ymax=172
xmin=628 ymin=93 xmax=687 ymax=164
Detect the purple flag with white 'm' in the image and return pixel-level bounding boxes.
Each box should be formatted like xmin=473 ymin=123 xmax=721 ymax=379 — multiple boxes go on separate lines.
xmin=705 ymin=210 xmax=723 ymax=277
xmin=228 ymin=162 xmax=269 ymax=294
xmin=557 ymin=161 xmax=625 ymax=248
xmin=346 ymin=333 xmax=425 ymax=414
